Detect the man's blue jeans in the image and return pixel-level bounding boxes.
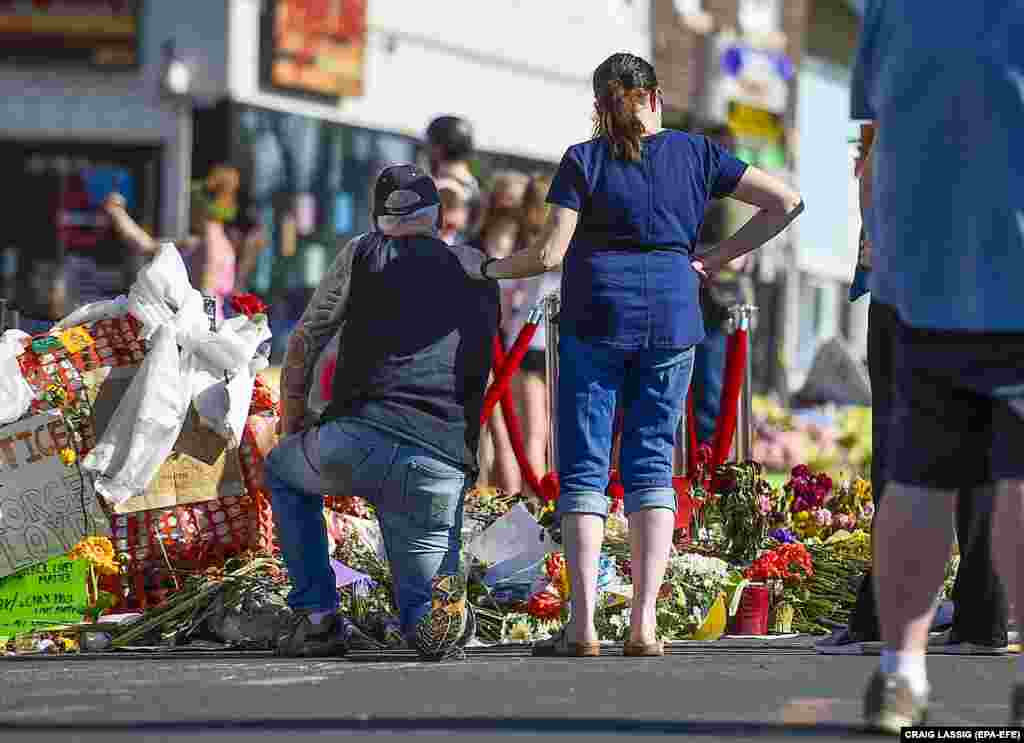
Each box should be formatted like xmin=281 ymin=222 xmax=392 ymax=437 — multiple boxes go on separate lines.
xmin=556 ymin=333 xmax=695 ymax=518
xmin=265 ymin=418 xmax=466 ymax=637
xmin=691 ymin=323 xmax=729 ymax=444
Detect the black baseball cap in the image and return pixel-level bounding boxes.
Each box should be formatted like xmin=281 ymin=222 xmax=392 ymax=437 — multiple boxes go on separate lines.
xmin=373 ymin=164 xmax=441 ymax=222
xmin=426 ymin=116 xmax=474 ymax=160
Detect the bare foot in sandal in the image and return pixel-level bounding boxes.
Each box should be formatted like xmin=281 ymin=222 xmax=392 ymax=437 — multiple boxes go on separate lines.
xmin=532 ymin=627 xmax=601 ymax=657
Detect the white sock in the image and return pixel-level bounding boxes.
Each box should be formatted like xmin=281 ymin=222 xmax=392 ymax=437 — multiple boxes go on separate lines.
xmin=881 ymin=650 xmax=929 ymax=698
xmin=308 ymin=610 xmax=333 ymax=625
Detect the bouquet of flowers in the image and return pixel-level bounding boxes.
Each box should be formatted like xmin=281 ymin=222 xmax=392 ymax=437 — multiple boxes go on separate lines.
xmin=745 ymin=542 xmax=814 ymax=609
xmin=712 ymin=462 xmax=773 ymax=561
xmin=783 ymin=465 xmax=836 ymax=539
xmin=68 ymin=536 xmax=121 ymax=621
xmin=654 ymin=552 xmax=734 ymax=639
xmin=823 ymin=477 xmax=874 ymax=534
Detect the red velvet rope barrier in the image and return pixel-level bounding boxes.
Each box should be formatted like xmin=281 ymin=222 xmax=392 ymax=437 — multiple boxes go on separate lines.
xmin=489 ymin=334 xmax=543 ymax=495
xmin=480 ymin=322 xmax=539 ymax=425
xmin=479 ymin=307 xmax=749 ymax=506
xmin=710 ymin=326 xmax=749 ymax=470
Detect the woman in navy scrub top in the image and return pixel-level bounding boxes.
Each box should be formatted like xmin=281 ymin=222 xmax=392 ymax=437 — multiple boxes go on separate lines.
xmin=456 ymin=53 xmax=803 ymax=657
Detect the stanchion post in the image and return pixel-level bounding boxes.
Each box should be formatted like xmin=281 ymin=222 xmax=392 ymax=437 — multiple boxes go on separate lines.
xmin=544 ymin=291 xmax=560 ymax=474
xmin=732 ymin=304 xmax=758 ymax=463
xmin=673 ymin=415 xmax=687 ymax=476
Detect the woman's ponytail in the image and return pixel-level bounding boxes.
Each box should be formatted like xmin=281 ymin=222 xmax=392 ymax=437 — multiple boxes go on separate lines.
xmin=593 ymin=80 xmax=648 ymax=162
xmin=592 ymin=53 xmax=660 ymax=162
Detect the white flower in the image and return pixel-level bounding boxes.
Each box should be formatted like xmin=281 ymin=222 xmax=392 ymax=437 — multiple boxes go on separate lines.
xmin=669 ymin=553 xmax=730 ymax=581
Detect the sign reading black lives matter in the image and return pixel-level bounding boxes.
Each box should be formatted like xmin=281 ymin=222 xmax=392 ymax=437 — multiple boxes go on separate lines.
xmin=0 ymin=411 xmax=109 ymax=579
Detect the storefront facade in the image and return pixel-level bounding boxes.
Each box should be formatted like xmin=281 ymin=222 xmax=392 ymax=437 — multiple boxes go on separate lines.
xmin=219 ymin=0 xmax=653 ymax=356
xmin=653 ymin=0 xmax=808 ymax=398
xmin=0 ymin=0 xmax=229 ymax=321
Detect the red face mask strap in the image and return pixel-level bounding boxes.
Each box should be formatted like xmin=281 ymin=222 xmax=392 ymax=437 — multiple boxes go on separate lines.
xmin=650 ymin=89 xmax=657 ymax=112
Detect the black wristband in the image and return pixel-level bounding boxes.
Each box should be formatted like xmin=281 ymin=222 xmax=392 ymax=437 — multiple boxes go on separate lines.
xmin=480 ymin=257 xmax=497 ymax=280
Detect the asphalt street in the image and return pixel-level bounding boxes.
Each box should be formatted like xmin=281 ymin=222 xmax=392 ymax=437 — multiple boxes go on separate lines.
xmin=0 ymin=641 xmax=1017 ymax=743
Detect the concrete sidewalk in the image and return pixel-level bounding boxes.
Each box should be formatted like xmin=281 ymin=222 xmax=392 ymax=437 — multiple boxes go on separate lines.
xmin=0 ymin=645 xmax=1017 ymax=742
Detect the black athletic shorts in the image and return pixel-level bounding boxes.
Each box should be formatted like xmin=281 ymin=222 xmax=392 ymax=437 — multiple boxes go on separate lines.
xmin=887 ymin=316 xmax=1024 ymax=488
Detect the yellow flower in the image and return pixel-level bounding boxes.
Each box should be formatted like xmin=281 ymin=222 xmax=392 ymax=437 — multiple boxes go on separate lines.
xmin=555 ymin=562 xmax=571 ymax=601
xmin=507 ymin=622 xmax=531 ymax=642
xmin=68 ymin=537 xmax=119 ymax=576
xmin=853 ymin=478 xmax=872 ymax=506
xmin=46 ymin=384 xmax=68 ymax=404
xmin=59 ymin=448 xmax=77 ymax=466
xmin=793 ymin=510 xmax=818 ymax=538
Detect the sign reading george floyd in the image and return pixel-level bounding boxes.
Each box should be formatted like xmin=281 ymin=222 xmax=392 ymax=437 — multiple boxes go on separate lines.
xmin=0 ymin=1 xmax=140 ymax=68
xmin=0 ymin=411 xmax=110 ymax=579
xmin=262 ymin=0 xmax=367 ymax=99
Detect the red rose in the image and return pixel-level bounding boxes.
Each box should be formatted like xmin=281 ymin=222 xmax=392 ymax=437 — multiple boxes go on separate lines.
xmin=527 ymin=591 xmax=563 ymax=621
xmin=540 ymin=472 xmax=560 ymax=503
xmin=545 ymin=552 xmax=566 ymax=581
xmin=607 ymin=472 xmax=625 ymax=512
xmin=229 ymin=293 xmax=269 ymax=318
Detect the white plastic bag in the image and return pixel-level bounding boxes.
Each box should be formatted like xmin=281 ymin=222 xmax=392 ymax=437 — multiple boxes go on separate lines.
xmin=84 ymin=242 xmax=273 ymax=504
xmin=82 ymin=324 xmax=190 ymax=505
xmin=191 ymin=315 xmax=272 ymax=445
xmin=0 ymin=331 xmax=33 ymax=425
xmin=467 ymin=503 xmax=557 ymax=566
xmin=128 ymin=243 xmax=207 ymax=343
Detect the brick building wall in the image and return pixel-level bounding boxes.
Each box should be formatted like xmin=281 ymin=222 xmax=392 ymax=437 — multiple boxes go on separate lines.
xmin=652 ymin=0 xmax=811 ymax=126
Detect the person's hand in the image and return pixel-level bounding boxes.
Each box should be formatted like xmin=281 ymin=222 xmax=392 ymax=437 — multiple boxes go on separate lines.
xmin=691 ymin=258 xmax=720 ymax=283
xmin=102 ymin=193 xmax=127 ymax=215
xmin=450 ymin=244 xmax=487 ymax=280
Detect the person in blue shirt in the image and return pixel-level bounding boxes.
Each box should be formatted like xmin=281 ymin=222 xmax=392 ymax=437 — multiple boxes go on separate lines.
xmin=455 ymin=52 xmax=802 ymax=657
xmin=820 ymin=124 xmax=1010 ymax=664
xmin=852 ymin=1 xmax=1024 ymax=732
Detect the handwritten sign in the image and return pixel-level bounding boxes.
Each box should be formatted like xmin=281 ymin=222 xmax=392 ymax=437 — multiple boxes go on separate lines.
xmin=113 ymin=408 xmax=244 ymax=515
xmin=0 ymin=411 xmax=110 ymax=579
xmin=0 ymin=556 xmax=88 ymax=639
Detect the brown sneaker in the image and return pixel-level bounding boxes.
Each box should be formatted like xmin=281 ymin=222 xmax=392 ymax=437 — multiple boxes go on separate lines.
xmin=275 ymin=610 xmax=349 ymax=658
xmin=863 ymin=671 xmax=928 ymax=734
xmin=1011 ymin=685 xmax=1024 ymax=727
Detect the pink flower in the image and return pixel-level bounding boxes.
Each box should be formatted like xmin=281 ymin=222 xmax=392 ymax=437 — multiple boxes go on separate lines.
xmin=834 ymin=513 xmax=855 ymax=531
xmin=815 ymin=508 xmax=832 ymax=527
xmin=758 ymin=494 xmax=772 ymax=515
